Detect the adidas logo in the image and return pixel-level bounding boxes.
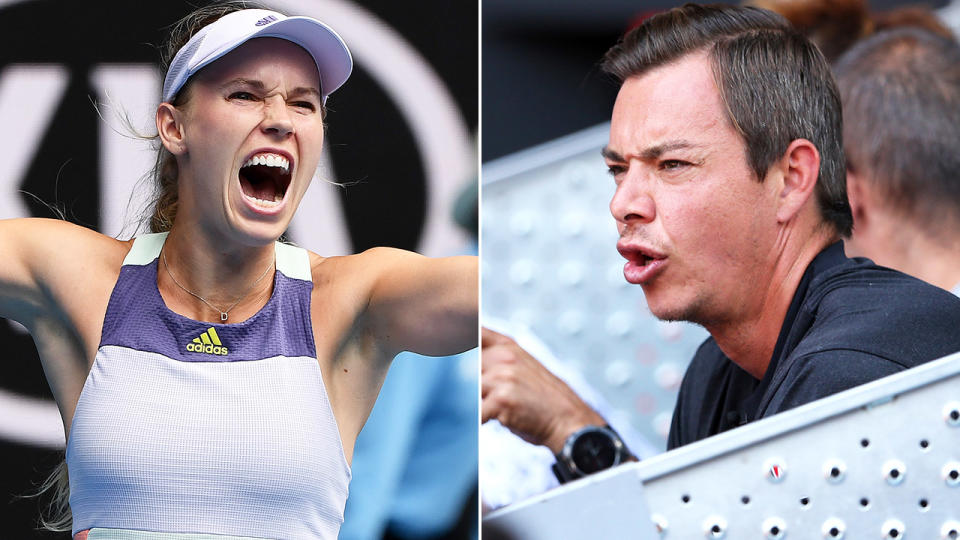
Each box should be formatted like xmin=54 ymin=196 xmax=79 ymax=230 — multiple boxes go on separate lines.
xmin=186 ymin=327 xmax=229 ymax=356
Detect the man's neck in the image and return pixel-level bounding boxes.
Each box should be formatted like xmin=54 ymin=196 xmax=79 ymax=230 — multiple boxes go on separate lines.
xmin=854 ymin=217 xmax=960 ymax=293
xmin=707 ymin=230 xmax=835 ymax=380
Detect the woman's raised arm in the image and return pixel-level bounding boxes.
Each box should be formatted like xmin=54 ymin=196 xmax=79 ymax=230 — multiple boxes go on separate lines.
xmin=0 ymin=218 xmax=53 ymax=324
xmin=358 ymin=247 xmax=478 ymax=359
xmin=0 ymin=218 xmax=121 ymax=327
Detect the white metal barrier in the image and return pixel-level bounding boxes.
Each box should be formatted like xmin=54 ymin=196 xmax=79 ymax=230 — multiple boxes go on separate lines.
xmin=485 ymin=351 xmax=960 ymax=539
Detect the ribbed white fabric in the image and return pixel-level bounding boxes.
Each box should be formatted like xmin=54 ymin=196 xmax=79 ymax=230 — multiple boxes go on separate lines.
xmin=69 ymin=347 xmax=349 ymax=538
xmin=87 ymin=528 xmax=266 ymax=539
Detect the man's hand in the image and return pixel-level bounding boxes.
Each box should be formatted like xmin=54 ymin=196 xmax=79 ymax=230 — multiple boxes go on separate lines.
xmin=481 ymin=327 xmax=607 ymax=454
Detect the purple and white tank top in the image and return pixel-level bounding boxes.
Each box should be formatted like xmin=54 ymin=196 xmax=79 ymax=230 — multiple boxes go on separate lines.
xmin=67 ymin=233 xmax=350 ymax=539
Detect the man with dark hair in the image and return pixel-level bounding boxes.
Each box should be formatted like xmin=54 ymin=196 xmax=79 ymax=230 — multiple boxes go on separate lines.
xmin=835 ymin=28 xmax=960 ymax=295
xmin=482 ymin=4 xmax=960 ymax=482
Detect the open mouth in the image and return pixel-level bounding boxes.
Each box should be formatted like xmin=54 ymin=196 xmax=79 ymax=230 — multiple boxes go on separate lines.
xmin=617 ymin=243 xmax=664 ymax=265
xmin=238 ymin=153 xmax=292 ymax=208
xmin=617 ymin=243 xmax=668 ymax=284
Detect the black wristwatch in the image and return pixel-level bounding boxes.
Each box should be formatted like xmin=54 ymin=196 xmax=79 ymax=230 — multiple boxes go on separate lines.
xmin=552 ymin=424 xmax=634 ymax=484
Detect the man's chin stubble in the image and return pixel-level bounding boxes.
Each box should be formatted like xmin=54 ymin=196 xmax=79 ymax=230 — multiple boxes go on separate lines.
xmin=648 ymin=297 xmax=713 ymax=328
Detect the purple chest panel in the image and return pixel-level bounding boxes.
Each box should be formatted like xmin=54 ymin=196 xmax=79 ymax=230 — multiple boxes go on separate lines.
xmin=100 ymin=260 xmax=316 ymax=362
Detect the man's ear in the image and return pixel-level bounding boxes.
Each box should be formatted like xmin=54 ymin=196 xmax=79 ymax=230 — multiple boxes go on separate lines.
xmin=775 ymin=138 xmax=820 ymax=224
xmin=157 ymin=103 xmax=187 ymax=156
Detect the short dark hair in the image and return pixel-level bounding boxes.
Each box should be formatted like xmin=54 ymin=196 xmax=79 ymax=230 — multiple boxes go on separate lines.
xmin=602 ymin=4 xmax=852 ymax=236
xmin=834 ymin=28 xmax=960 ymax=235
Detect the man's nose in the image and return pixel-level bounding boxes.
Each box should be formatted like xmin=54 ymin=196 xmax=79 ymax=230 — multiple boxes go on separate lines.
xmin=610 ymin=171 xmax=656 ymax=225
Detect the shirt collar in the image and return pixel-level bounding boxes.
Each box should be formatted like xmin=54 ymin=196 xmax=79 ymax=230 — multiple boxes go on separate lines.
xmin=739 ymin=241 xmax=846 ymax=416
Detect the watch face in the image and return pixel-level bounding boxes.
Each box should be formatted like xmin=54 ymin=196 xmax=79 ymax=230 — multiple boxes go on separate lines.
xmin=572 ymin=430 xmax=617 ymax=474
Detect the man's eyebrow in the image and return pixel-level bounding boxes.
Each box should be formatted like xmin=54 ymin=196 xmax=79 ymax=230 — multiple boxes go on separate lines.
xmin=602 ymin=141 xmax=701 ymax=162
xmin=601 ymin=147 xmax=624 ymax=161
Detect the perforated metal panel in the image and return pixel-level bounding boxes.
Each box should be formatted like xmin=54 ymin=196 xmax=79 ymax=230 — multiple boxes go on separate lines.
xmin=483 ymin=461 xmax=658 ymax=540
xmin=485 ymin=352 xmax=960 ymax=539
xmin=481 ymin=124 xmax=707 ymax=446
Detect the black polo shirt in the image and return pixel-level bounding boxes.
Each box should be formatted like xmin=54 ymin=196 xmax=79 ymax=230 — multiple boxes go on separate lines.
xmin=667 ymin=242 xmax=960 ymax=450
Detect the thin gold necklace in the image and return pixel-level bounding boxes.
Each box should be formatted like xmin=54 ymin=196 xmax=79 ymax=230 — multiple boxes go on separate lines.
xmin=161 ymin=250 xmax=274 ymax=322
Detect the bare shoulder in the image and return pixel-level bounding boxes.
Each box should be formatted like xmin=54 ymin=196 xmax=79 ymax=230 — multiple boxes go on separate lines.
xmin=304 ymin=247 xmax=424 ymax=340
xmin=14 ymin=218 xmax=131 ymax=275
xmin=7 ymin=217 xmax=129 ymax=247
xmin=1 ymin=218 xmax=132 ymax=332
xmin=307 ymin=247 xmax=416 ymax=286
xmin=305 ymin=250 xmax=380 ymax=364
xmin=311 ymin=246 xmax=417 ymax=264
xmin=353 ymin=246 xmax=420 ymax=261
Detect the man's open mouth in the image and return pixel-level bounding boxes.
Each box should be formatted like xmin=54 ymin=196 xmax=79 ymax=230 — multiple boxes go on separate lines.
xmin=636 ymin=253 xmax=655 ymax=266
xmin=239 ymin=152 xmax=292 ymax=207
xmin=617 ymin=243 xmax=665 ymax=266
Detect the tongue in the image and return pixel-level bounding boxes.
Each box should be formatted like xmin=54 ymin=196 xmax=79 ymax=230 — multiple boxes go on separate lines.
xmin=239 ymin=169 xmax=278 ymax=201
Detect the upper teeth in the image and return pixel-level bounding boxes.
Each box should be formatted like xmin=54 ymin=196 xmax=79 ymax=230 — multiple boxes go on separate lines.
xmin=242 ymin=153 xmax=289 ymax=173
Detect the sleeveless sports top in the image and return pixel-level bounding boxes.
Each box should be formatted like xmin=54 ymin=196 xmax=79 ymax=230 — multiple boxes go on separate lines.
xmin=67 ymin=233 xmax=351 ymax=539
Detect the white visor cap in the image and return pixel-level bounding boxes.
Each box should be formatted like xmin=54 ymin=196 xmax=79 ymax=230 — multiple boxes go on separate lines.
xmin=162 ymin=9 xmax=353 ymax=104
